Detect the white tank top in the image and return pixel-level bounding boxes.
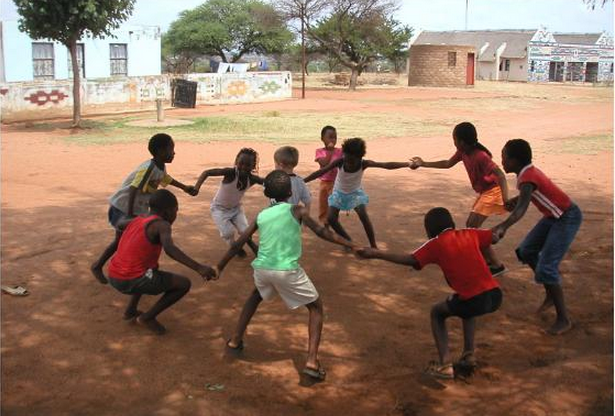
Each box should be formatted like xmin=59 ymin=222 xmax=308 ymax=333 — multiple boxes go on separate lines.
xmin=212 ymin=169 xmax=251 ymax=209
xmin=333 ymin=164 xmax=364 ymax=193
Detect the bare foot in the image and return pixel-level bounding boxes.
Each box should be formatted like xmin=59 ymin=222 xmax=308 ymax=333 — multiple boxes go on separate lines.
xmin=90 ymin=264 xmax=108 ymax=284
xmin=137 ymin=316 xmax=167 ymax=335
xmin=123 ymin=309 xmax=143 ymax=321
xmin=546 ymin=320 xmax=573 ymax=335
xmin=536 ymin=297 xmax=554 ymax=314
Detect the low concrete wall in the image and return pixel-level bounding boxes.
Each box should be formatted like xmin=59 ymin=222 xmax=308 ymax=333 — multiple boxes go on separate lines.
xmin=0 ymin=71 xmax=292 ymax=122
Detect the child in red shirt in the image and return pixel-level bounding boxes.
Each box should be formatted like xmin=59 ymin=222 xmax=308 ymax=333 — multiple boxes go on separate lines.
xmin=494 ymin=139 xmax=582 ymax=335
xmin=108 ymin=189 xmax=216 ymax=335
xmin=357 ymin=207 xmax=502 ymax=379
xmin=411 ymin=122 xmax=509 ymax=276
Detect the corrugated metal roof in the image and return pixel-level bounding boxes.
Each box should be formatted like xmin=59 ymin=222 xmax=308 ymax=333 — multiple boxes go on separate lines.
xmin=414 ymin=30 xmax=536 ymax=61
xmin=553 ymin=33 xmax=601 ymax=45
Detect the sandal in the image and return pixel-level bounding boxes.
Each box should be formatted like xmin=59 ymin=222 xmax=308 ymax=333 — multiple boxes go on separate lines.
xmin=225 ymin=339 xmax=244 ymax=355
xmin=1 ymin=285 xmax=29 ymax=296
xmin=458 ymin=351 xmax=477 ymax=368
xmin=424 ymin=361 xmax=454 ymax=379
xmin=302 ymin=363 xmax=327 ymax=381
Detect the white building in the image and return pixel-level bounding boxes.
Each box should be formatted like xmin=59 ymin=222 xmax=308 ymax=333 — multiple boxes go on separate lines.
xmin=0 ymin=20 xmax=161 ymax=83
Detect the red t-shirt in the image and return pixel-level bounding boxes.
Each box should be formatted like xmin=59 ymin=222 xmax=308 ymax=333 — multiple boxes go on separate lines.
xmin=412 ymin=228 xmax=499 ymax=300
xmin=108 ymin=215 xmax=162 ymax=280
xmin=517 ymin=164 xmax=572 ymax=219
xmin=451 ymin=149 xmax=499 ymax=194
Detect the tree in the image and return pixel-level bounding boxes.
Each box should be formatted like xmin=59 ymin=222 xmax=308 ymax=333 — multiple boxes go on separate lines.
xmin=15 ymin=0 xmax=135 ymax=127
xmin=163 ymin=0 xmax=293 ymax=68
xmin=583 ymin=0 xmax=611 ymax=9
xmin=281 ymin=0 xmax=411 ymax=90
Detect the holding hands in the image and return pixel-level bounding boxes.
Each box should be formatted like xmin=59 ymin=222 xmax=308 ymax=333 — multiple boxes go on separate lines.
xmin=198 ymin=264 xmax=219 ymax=281
xmin=409 ymin=157 xmax=423 ymax=170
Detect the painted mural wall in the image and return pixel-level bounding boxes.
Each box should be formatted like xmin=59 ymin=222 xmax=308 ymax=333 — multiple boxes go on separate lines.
xmin=0 ymin=72 xmax=292 ymax=121
xmin=1 ymin=20 xmax=161 ymax=83
xmin=527 ymin=41 xmax=614 ymax=83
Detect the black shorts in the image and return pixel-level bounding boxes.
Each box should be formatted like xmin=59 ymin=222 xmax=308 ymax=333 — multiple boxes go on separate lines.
xmin=447 ymin=287 xmax=502 ymax=319
xmin=109 ymin=269 xmax=174 ymax=296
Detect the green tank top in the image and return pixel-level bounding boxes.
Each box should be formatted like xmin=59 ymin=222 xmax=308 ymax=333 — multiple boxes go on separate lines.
xmin=251 ymin=203 xmax=302 ymax=270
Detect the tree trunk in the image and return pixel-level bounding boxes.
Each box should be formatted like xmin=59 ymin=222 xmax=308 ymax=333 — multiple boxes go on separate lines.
xmin=69 ymin=39 xmax=81 ymax=128
xmin=349 ymin=67 xmax=359 ymax=90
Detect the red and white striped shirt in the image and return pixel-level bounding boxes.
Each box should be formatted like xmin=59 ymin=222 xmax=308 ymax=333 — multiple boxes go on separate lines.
xmin=517 ymin=164 xmax=571 ymax=218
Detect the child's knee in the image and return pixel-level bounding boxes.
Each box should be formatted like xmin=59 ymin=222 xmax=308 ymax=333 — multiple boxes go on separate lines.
xmin=175 ymin=276 xmax=191 ymax=292
xmin=307 ymin=297 xmax=323 ymax=312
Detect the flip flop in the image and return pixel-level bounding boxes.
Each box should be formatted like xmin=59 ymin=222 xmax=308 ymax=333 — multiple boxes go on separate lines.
xmin=302 ymin=364 xmax=327 ymax=381
xmin=424 ymin=361 xmax=454 ymax=380
xmin=458 ymin=351 xmax=477 ymax=368
xmin=1 ymin=285 xmax=29 ymax=296
xmin=545 ymin=321 xmax=573 ymax=336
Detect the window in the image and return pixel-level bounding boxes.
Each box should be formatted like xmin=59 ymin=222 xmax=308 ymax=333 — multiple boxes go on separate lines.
xmin=530 ymin=61 xmax=535 ymax=72
xmin=448 ymin=52 xmax=457 ymax=67
xmin=611 ymin=63 xmax=614 ymax=73
xmin=32 ymin=42 xmax=55 ymax=80
xmin=504 ymin=59 xmax=510 ymax=71
xmin=110 ymin=43 xmax=128 ymax=76
xmin=68 ymin=43 xmax=85 ymax=78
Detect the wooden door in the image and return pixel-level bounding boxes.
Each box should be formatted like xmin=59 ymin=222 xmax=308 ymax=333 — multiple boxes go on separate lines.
xmin=466 ymin=53 xmax=475 ymax=85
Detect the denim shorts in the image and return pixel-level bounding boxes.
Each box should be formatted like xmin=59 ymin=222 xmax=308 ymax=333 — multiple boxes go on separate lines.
xmin=515 ymin=203 xmax=582 ymax=285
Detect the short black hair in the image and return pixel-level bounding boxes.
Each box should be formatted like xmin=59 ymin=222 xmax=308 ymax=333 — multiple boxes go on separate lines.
xmin=424 ymin=207 xmax=455 ymax=239
xmin=148 ymin=133 xmax=173 ymax=156
xmin=274 ymin=146 xmax=299 ymax=167
xmin=453 ymin=121 xmax=492 ymax=157
xmin=342 ymin=137 xmax=366 ymax=158
xmin=504 ymin=139 xmax=532 ymax=167
xmin=264 ymin=170 xmax=291 ymax=201
xmin=321 ymin=125 xmax=336 ymax=138
xmin=149 ymin=189 xmax=178 ymax=212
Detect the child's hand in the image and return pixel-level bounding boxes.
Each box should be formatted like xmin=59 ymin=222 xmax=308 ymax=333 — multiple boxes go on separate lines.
xmin=184 ymin=185 xmax=198 ymax=196
xmin=198 ymin=265 xmax=217 ymax=281
xmin=410 ymin=157 xmax=422 ymax=169
xmin=491 ymin=225 xmax=507 ymax=243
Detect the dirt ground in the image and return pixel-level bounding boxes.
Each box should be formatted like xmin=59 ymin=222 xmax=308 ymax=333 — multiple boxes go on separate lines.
xmin=1 ymin=85 xmax=613 ymax=416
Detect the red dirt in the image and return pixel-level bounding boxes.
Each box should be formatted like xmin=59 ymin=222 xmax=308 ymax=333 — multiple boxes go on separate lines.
xmin=1 ymin=86 xmax=613 ymax=416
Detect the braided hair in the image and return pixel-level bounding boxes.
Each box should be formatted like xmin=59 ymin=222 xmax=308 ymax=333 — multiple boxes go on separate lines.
xmin=453 ymin=122 xmax=492 ymax=157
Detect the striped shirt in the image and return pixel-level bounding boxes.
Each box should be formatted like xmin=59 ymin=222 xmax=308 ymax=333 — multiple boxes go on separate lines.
xmin=517 ymin=164 xmax=571 ymax=218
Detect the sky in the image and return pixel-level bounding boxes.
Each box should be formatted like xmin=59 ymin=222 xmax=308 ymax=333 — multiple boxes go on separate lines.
xmin=1 ymin=0 xmax=613 ymax=34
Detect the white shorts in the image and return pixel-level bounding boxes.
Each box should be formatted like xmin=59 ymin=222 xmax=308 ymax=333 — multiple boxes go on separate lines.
xmin=210 ymin=204 xmax=249 ymax=244
xmin=253 ymin=267 xmax=319 ymax=309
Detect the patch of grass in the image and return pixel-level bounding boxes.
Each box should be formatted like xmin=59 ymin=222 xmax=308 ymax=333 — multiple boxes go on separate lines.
xmin=57 ymin=112 xmax=449 ymax=146
xmin=543 ymin=134 xmax=613 ymax=155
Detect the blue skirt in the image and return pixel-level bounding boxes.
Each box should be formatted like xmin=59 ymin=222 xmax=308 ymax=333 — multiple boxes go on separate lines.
xmin=328 ymin=189 xmax=369 ymax=211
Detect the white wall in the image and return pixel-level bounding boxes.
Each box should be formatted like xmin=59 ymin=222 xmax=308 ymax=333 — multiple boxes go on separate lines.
xmin=1 ymin=21 xmax=161 ymax=82
xmin=499 ymin=58 xmax=527 ymax=81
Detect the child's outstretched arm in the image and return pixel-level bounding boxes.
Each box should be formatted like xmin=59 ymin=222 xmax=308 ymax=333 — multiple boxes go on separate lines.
xmin=355 ymin=247 xmax=419 ymax=268
xmin=492 ymin=182 xmax=535 ymax=241
xmin=217 ymin=221 xmax=259 ymax=274
xmin=194 ymin=167 xmax=234 ymax=193
xmin=169 ymin=178 xmax=196 ymax=196
xmin=411 ymin=155 xmax=459 ymax=170
xmin=155 ymin=221 xmax=217 ymax=280
xmin=249 ymin=173 xmax=265 ymax=185
xmin=364 ymin=160 xmax=411 ymax=170
xmin=303 ymin=159 xmax=343 ymax=183
xmin=294 ymin=206 xmax=354 ymax=248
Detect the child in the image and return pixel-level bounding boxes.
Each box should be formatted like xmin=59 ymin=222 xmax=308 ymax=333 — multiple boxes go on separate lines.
xmin=314 ymin=126 xmax=343 ymax=223
xmin=493 ymin=139 xmax=582 ymax=335
xmin=107 ymin=189 xmax=216 ymax=335
xmin=91 ymin=133 xmax=195 ymax=284
xmin=305 ymin=137 xmax=411 ymax=248
xmin=411 ymin=122 xmax=509 ymax=276
xmin=356 ymin=207 xmax=502 ymax=379
xmin=216 ymin=170 xmax=355 ymax=381
xmin=193 ymin=148 xmax=263 ymax=257
xmin=274 ymin=146 xmax=311 ymax=212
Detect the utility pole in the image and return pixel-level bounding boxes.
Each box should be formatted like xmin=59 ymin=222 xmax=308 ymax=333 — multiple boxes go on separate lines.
xmin=301 ymin=3 xmax=306 ymax=99
xmin=465 ymin=0 xmax=469 ymax=30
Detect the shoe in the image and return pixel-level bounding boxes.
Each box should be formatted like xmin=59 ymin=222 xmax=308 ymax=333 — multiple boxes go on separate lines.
xmin=489 ymin=264 xmax=507 ymax=277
